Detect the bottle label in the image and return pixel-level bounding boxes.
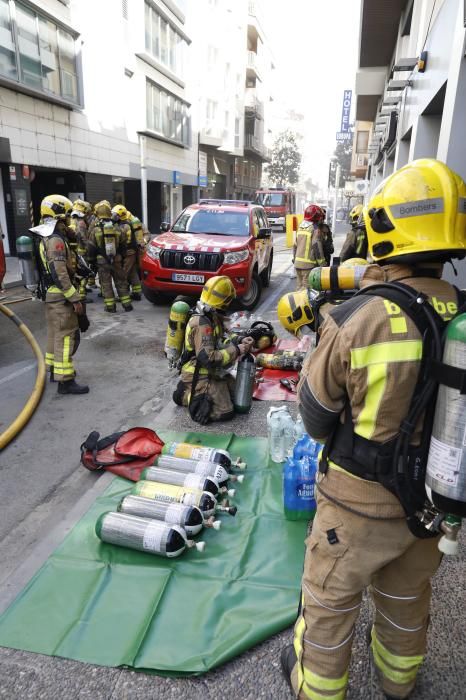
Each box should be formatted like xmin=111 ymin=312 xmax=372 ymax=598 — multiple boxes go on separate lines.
xmin=184 ymin=474 xmax=201 ymax=489
xmin=142 ymin=522 xmax=164 ymax=552
xmin=165 ymin=504 xmax=182 ymax=525
xmin=297 ymin=481 xmax=315 ymax=501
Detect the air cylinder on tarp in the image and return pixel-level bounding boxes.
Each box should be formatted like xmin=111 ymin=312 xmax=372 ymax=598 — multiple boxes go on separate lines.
xmin=118 ymin=495 xmax=220 ymax=536
xmin=154 ymin=455 xmax=244 ymax=488
xmin=132 ymin=480 xmax=217 ymax=517
xmin=162 ymin=442 xmax=246 ymax=470
xmin=140 ymin=466 xmax=223 ymax=497
xmin=17 ymin=235 xmax=38 ymax=290
xmin=234 ymin=352 xmax=256 ymax=414
xmin=95 ymin=511 xmax=205 ymax=557
xmin=426 ymin=313 xmax=466 ymax=520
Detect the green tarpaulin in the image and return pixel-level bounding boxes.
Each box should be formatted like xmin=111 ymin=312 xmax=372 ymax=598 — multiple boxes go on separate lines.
xmin=0 ymin=431 xmax=307 ymax=675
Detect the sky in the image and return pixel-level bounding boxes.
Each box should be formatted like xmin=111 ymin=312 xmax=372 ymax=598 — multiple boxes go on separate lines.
xmin=263 ymin=0 xmax=361 ymax=191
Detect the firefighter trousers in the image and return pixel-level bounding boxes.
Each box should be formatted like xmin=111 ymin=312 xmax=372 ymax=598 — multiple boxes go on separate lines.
xmin=180 ymin=371 xmax=235 ymax=421
xmin=98 ymin=259 xmax=131 ymax=309
xmin=45 ymin=301 xmax=80 ymax=382
xmin=122 ymin=251 xmax=142 ymax=294
xmin=291 ymin=481 xmax=442 ymax=700
xmin=295 ymin=268 xmax=311 ymax=291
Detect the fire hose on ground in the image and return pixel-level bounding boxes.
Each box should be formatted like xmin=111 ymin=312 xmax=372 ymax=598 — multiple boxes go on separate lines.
xmin=0 ymin=303 xmax=46 ymax=450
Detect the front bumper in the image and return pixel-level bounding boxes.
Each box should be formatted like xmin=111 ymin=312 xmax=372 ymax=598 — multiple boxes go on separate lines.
xmin=141 ymin=256 xmax=251 ymax=296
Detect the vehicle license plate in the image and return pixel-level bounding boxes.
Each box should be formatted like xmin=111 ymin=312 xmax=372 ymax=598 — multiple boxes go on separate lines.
xmin=172 ymin=273 xmax=205 ymax=283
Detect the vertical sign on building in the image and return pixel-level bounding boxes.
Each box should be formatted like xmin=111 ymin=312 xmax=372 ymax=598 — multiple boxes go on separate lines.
xmin=336 ymin=90 xmax=353 ymax=142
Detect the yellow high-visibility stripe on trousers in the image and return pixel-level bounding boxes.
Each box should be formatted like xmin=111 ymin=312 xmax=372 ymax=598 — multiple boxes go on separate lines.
xmin=294 ymin=613 xmax=348 ymax=700
xmin=371 ymin=628 xmax=423 ymax=687
xmin=45 ymin=352 xmax=54 ymax=367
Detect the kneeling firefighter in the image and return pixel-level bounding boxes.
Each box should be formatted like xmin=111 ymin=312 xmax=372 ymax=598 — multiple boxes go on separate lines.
xmin=31 ymin=195 xmax=90 ymax=395
xmin=172 ymin=276 xmax=254 ymax=424
xmin=281 ymin=159 xmax=466 ymax=700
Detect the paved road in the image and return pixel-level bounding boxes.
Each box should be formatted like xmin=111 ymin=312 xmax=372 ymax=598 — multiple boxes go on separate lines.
xmin=1 ymin=224 xmax=464 ymax=699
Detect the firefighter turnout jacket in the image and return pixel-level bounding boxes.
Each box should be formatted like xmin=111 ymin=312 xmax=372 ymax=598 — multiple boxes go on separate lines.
xmin=292 ymin=263 xmax=460 ymax=700
xmin=294 ymin=220 xmax=326 ymax=270
xmin=39 ymin=226 xmax=81 ymax=304
xmin=179 ymin=311 xmax=240 ymax=421
xmin=340 ymin=227 xmax=368 ymax=262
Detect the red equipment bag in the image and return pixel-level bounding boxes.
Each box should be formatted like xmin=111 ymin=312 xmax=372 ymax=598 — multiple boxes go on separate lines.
xmin=80 ymin=427 xmax=164 ymax=481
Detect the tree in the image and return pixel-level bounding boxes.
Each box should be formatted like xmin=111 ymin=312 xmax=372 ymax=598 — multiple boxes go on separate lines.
xmin=267 ymin=130 xmax=301 ymax=187
xmin=328 ymin=139 xmax=353 ymax=188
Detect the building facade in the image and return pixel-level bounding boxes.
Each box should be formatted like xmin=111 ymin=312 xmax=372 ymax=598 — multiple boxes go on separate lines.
xmin=186 ymin=0 xmax=271 ymax=203
xmin=0 ymin=0 xmax=197 ymax=255
xmin=354 ymin=0 xmax=466 ymax=282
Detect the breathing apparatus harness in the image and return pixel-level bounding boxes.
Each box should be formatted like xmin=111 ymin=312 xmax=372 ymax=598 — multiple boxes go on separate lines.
xmin=319 ymin=280 xmax=466 ymax=538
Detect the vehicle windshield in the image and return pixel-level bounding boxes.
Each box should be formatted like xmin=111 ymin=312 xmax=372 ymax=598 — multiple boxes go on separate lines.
xmin=255 ymin=193 xmax=285 ymax=206
xmin=171 ymin=208 xmax=250 ymax=236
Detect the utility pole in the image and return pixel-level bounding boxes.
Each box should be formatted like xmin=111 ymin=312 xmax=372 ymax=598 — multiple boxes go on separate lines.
xmin=332 ymin=163 xmax=341 ymax=232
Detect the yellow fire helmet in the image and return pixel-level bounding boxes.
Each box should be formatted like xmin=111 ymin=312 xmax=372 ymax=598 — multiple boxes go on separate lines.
xmin=277 ymin=289 xmax=315 ymax=337
xmin=111 ymin=204 xmax=129 ymax=221
xmin=340 ymin=257 xmax=369 ymax=268
xmin=200 ymin=276 xmax=236 ymax=309
xmin=72 ymin=199 xmax=91 ymax=217
xmin=40 ymin=194 xmax=72 ymax=221
xmin=365 ymin=159 xmax=466 ymax=264
xmin=349 ymin=204 xmax=363 ymax=225
xmin=94 ymin=200 xmax=112 ymax=219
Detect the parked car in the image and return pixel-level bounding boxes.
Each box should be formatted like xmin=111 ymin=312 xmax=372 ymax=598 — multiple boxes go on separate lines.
xmin=140 ymin=199 xmax=273 ymax=309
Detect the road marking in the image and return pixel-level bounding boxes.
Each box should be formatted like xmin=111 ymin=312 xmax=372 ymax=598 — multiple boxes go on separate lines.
xmin=0 ymin=362 xmax=36 ymax=386
xmin=84 ymin=321 xmax=121 ymax=339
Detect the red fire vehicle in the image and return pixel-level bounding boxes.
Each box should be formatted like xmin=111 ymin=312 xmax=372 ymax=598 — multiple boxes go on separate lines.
xmin=254 ymin=188 xmax=296 ymax=232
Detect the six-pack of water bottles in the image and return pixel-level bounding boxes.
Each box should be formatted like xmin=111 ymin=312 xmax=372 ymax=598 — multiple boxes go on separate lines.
xmin=267 ymin=406 xmax=320 ymax=522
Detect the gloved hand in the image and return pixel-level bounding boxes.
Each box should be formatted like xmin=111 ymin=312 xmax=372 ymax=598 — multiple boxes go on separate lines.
xmin=189 ymin=394 xmax=213 ymax=425
xmin=238 ymin=336 xmax=254 ymax=355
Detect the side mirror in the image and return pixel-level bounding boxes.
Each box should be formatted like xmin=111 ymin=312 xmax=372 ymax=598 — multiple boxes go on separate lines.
xmin=160 ymin=222 xmax=170 ymax=232
xmin=257 ymin=227 xmax=271 ymax=239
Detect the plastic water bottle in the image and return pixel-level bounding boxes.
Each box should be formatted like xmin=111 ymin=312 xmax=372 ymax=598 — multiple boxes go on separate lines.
xmin=282 ymin=411 xmax=296 ymax=459
xmin=294 ymin=414 xmax=305 ymax=442
xmin=294 ymin=433 xmax=315 ymax=460
xmin=267 ymin=406 xmax=287 ymax=462
xmin=283 ymin=453 xmax=317 ymax=521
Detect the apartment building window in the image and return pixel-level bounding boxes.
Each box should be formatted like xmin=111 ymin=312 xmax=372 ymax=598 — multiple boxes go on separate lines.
xmin=234 ymin=117 xmax=240 ymax=148
xmin=144 ymin=1 xmax=185 ymax=77
xmin=146 ymin=79 xmax=191 ymax=147
xmin=0 ymin=0 xmax=80 ymax=104
xmin=356 ymin=131 xmax=369 ymax=154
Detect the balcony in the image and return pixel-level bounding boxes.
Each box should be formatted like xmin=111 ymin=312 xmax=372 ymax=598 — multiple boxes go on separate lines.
xmin=244 ymin=88 xmax=264 ymax=119
xmin=247 ymin=50 xmax=261 ymax=81
xmin=244 ymin=134 xmax=270 ymax=161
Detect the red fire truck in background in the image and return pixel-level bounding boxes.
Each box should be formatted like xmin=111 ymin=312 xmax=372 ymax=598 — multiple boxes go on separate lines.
xmin=254 ymin=188 xmax=296 ymax=232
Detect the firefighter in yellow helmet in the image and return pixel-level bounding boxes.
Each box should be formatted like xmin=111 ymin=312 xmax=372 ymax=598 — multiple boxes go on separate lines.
xmin=340 ymin=203 xmax=368 ymax=262
xmin=111 ymin=204 xmax=145 ymax=300
xmin=172 ymin=276 xmax=254 ymax=424
xmin=281 ymin=159 xmax=466 ymax=700
xmin=33 ymin=195 xmax=90 ymax=394
xmin=87 ymin=201 xmax=133 ymax=312
xmin=69 ymin=199 xmax=94 ymax=300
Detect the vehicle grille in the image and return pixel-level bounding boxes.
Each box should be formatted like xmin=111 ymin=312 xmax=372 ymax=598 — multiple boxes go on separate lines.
xmin=160 ymin=250 xmax=224 ymax=271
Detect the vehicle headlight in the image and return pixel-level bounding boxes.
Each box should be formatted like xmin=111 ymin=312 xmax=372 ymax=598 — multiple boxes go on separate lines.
xmin=224 ymin=249 xmax=249 ymax=265
xmin=146 ymin=244 xmax=161 ymax=261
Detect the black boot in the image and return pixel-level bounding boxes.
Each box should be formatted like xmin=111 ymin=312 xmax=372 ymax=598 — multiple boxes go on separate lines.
xmin=57 ymin=379 xmax=89 ymax=395
xmin=105 ymin=305 xmax=117 ymax=313
xmin=280 ymin=645 xmax=296 ymax=692
xmin=130 ymin=292 xmax=142 ymax=301
xmin=123 ymin=303 xmax=133 ymax=312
